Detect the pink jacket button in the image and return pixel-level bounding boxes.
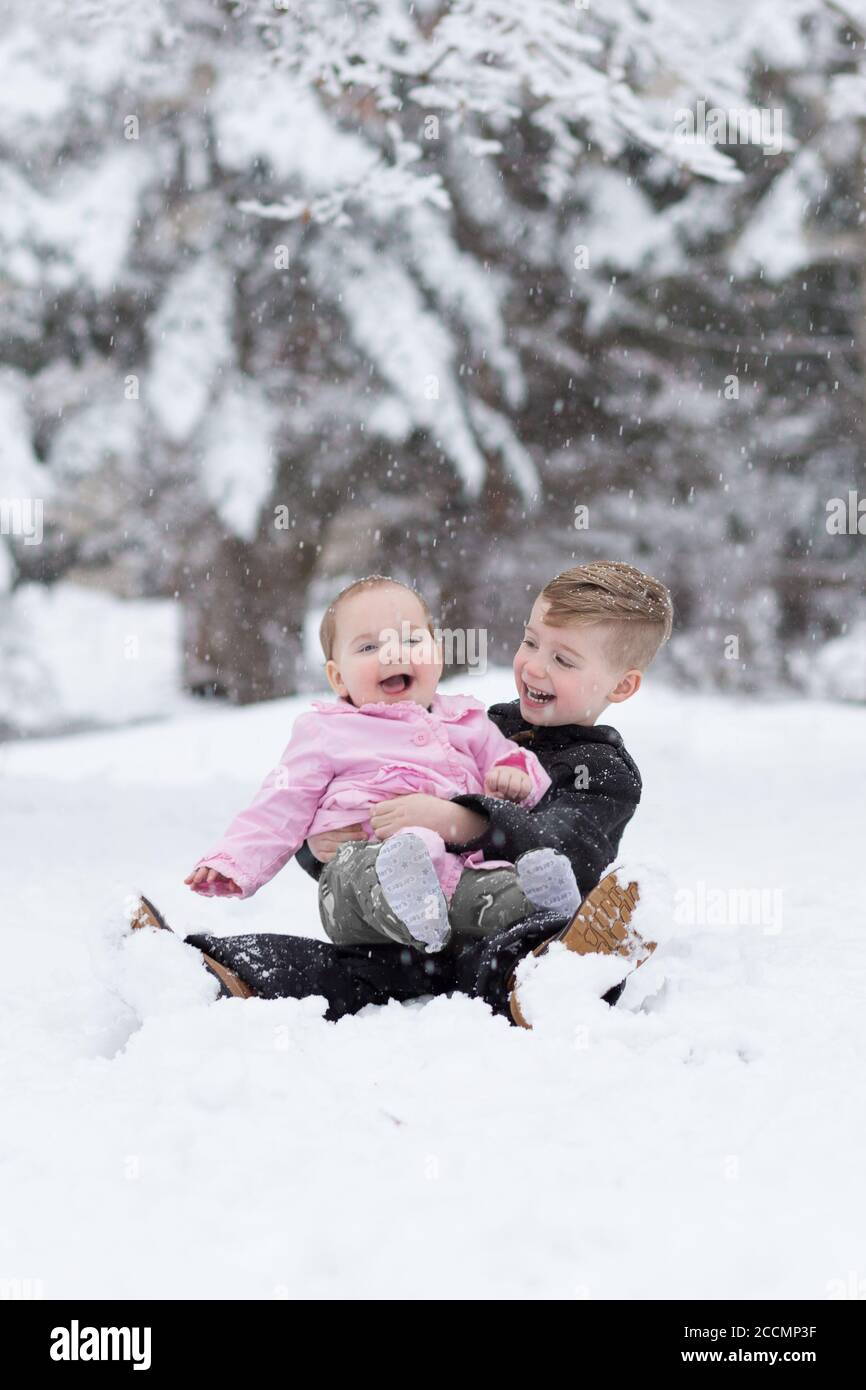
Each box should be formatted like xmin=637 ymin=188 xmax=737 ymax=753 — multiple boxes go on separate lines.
xmin=413 ymin=732 xmax=428 ymax=745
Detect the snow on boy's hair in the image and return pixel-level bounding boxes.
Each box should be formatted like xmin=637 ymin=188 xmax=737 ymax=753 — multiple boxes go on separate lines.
xmin=541 ymin=561 xmax=673 ymax=673
xmin=319 ymin=575 xmax=436 ymax=662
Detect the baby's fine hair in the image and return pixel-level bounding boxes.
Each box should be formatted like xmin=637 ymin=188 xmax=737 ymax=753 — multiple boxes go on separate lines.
xmin=541 ymin=560 xmax=673 ymax=672
xmin=319 ymin=575 xmax=435 ymax=662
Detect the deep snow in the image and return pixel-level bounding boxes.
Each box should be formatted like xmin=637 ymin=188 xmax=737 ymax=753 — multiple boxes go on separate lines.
xmin=1 ymin=670 xmax=864 ymax=1300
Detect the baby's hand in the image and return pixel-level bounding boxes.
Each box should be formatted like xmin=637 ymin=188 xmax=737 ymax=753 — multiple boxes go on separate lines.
xmin=184 ymin=865 xmax=243 ymax=896
xmin=484 ymin=765 xmax=532 ymax=803
xmin=307 ymin=824 xmax=368 ymax=863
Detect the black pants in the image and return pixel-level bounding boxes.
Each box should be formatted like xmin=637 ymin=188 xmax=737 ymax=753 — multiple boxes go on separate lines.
xmin=184 ymin=910 xmax=625 ymax=1022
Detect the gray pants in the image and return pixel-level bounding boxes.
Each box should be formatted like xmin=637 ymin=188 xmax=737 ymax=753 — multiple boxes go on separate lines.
xmin=318 ymin=840 xmax=533 ymax=950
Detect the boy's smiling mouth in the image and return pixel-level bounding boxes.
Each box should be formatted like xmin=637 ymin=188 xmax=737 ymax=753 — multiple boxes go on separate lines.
xmin=522 ymin=680 xmax=555 ymax=708
xmin=379 ymin=672 xmax=414 ymax=695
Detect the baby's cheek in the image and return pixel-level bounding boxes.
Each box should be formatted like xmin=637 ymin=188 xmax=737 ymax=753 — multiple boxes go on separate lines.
xmin=417 ymin=660 xmax=440 ymax=687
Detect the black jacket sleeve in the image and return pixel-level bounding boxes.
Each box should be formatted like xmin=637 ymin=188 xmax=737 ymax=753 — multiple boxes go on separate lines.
xmin=445 ymin=743 xmax=641 ymax=899
xmin=295 ymin=838 xmax=325 ymax=882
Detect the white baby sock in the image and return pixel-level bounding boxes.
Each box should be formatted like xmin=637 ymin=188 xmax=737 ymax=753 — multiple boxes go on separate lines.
xmin=375 ymin=833 xmax=451 ymax=953
xmin=516 ymin=848 xmax=581 ymax=918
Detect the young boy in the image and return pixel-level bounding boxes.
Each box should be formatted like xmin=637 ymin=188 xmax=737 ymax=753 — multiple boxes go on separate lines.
xmin=133 ymin=561 xmax=673 ymax=1027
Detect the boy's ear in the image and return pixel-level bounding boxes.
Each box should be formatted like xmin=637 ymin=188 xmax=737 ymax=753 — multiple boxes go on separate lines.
xmin=325 ymin=659 xmax=348 ymax=698
xmin=606 ymin=668 xmax=642 ymax=704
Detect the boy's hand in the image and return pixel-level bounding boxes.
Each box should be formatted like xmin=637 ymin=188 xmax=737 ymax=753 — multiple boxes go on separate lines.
xmin=484 ymin=765 xmax=532 ymax=802
xmin=184 ymin=865 xmax=243 ymax=895
xmin=370 ymin=794 xmax=487 ymax=845
xmin=307 ymin=823 xmax=368 ymax=863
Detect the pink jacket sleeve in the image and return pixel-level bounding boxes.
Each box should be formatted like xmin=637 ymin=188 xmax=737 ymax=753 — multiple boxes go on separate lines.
xmin=190 ymin=712 xmax=332 ymax=898
xmin=470 ymin=715 xmax=551 ymax=807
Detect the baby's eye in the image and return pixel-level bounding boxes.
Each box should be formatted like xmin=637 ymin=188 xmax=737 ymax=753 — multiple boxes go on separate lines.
xmin=522 ymin=636 xmax=536 ymax=649
xmin=359 ymin=643 xmax=378 ymax=653
xmin=555 ymin=654 xmax=573 ymax=668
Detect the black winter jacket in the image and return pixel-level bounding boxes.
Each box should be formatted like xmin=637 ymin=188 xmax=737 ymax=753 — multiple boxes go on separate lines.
xmin=295 ymin=698 xmax=641 ymax=900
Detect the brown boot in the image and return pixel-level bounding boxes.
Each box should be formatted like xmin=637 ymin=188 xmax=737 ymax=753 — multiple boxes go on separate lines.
xmin=129 ymin=895 xmax=256 ymax=1000
xmin=508 ymin=870 xmax=654 ymax=1029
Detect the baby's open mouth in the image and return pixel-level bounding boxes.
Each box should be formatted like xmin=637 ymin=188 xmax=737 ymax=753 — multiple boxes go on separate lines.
xmin=379 ymin=673 xmax=413 ymax=695
xmin=522 ymin=680 xmax=554 ymax=706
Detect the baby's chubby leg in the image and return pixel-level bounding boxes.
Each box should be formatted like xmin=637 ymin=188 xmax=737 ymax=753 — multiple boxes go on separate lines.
xmin=318 ymin=829 xmax=453 ymax=953
xmin=373 ymin=828 xmax=454 ymax=953
xmin=448 ymin=866 xmax=533 ymax=941
xmin=447 ymin=850 xmax=581 ymax=941
xmin=318 ymin=841 xmax=413 ymax=948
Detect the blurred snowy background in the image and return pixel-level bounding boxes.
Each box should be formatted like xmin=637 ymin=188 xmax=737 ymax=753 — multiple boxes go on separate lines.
xmin=3 ymin=1 xmax=866 ymax=1303
xmin=1 ymin=0 xmax=865 ymax=738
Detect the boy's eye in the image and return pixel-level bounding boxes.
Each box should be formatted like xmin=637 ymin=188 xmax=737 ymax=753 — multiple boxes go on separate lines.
xmin=522 ymin=637 xmax=536 ymax=649
xmin=555 ymin=655 xmax=573 ymax=668
xmin=359 ymin=643 xmax=378 ymax=653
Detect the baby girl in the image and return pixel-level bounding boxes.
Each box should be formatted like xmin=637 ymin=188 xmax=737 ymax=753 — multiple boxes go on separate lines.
xmin=185 ymin=576 xmax=582 ymax=952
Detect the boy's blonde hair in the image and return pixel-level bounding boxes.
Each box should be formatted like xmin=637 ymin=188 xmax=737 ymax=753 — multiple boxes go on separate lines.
xmin=319 ymin=575 xmax=435 ymax=662
xmin=541 ymin=561 xmax=673 ymax=673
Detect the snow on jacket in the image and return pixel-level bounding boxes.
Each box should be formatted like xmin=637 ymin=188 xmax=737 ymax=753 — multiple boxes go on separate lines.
xmin=190 ymin=693 xmax=551 ymax=899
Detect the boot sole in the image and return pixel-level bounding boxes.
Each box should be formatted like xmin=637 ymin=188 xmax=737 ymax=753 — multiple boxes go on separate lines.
xmin=508 ymin=870 xmax=653 ymax=1029
xmin=130 ymin=894 xmax=255 ymax=1000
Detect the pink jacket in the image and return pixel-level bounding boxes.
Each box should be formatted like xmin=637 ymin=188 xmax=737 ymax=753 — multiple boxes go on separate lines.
xmin=191 ymin=693 xmax=551 ymax=898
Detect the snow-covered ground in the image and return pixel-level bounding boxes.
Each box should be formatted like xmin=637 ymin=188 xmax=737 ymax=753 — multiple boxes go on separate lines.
xmin=1 ymin=669 xmax=864 ymax=1300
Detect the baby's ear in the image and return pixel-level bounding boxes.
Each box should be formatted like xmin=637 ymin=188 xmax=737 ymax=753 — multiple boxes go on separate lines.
xmin=325 ymin=659 xmax=348 ymax=698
